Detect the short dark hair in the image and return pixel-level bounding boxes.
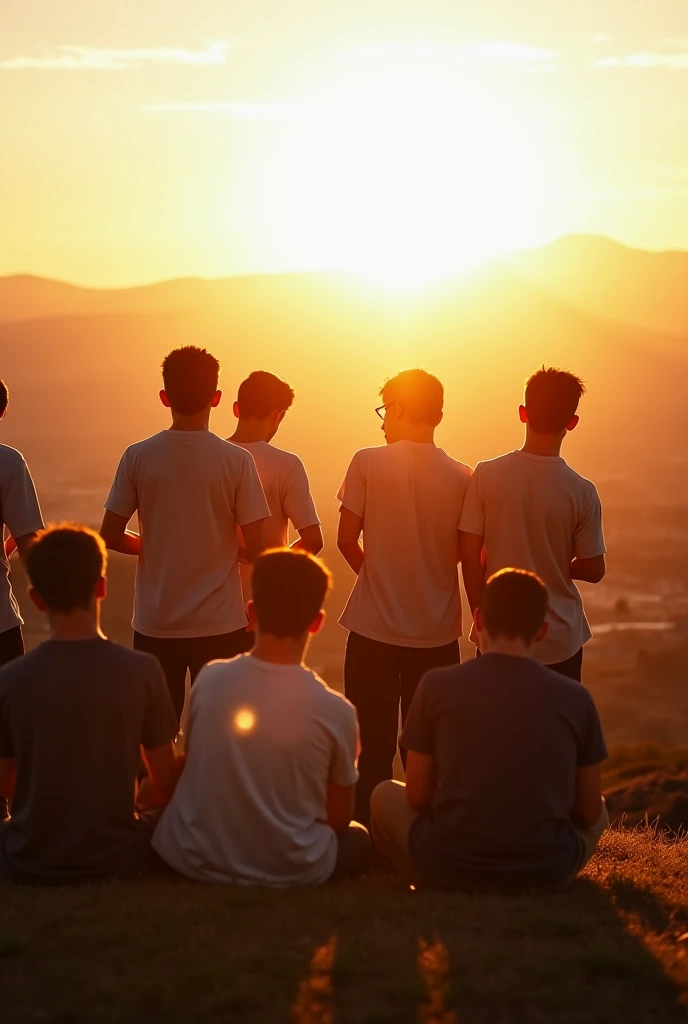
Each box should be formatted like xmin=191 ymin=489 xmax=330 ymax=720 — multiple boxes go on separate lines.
xmin=525 ymin=367 xmax=585 ymax=434
xmin=252 ymin=549 xmax=331 ymax=638
xmin=481 ymin=568 xmax=549 ymax=645
xmin=162 ymin=346 xmax=220 ymax=415
xmin=26 ymin=524 xmax=107 ymax=613
xmin=0 ymin=379 xmax=8 ymax=417
xmin=237 ymin=371 xmax=295 ymax=419
xmin=381 ymin=369 xmax=444 ymax=426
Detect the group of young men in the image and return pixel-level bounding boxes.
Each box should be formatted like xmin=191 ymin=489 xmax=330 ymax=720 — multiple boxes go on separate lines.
xmin=0 ymin=348 xmax=609 ymax=889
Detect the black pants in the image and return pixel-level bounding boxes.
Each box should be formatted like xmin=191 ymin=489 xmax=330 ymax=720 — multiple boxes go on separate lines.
xmin=344 ymin=632 xmax=460 ymax=826
xmin=134 ymin=628 xmax=253 ymax=722
xmin=0 ymin=627 xmax=23 ymax=819
xmin=0 ymin=626 xmax=23 ymax=668
xmin=547 ymin=648 xmax=583 ymax=683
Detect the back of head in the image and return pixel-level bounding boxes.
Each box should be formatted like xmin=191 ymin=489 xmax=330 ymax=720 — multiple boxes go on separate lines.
xmin=237 ymin=371 xmax=295 ymax=419
xmin=481 ymin=568 xmax=549 ymax=645
xmin=0 ymin=379 xmax=8 ymax=418
xmin=381 ymin=368 xmax=444 ymax=426
xmin=524 ymin=366 xmax=585 ymax=434
xmin=162 ymin=346 xmax=220 ymax=415
xmin=252 ymin=548 xmax=331 ymax=638
xmin=26 ymin=524 xmax=107 ymax=613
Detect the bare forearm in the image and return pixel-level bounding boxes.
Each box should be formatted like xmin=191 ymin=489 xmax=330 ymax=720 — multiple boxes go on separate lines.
xmin=106 ymin=530 xmax=142 ymax=556
xmin=4 ymin=535 xmax=17 ymax=560
xmin=339 ymin=541 xmax=364 ymax=575
xmin=462 ymin=558 xmax=486 ymax=615
xmin=570 ymin=557 xmax=605 ymax=584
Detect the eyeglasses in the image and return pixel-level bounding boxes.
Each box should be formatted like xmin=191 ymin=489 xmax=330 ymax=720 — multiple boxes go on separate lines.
xmin=375 ymin=404 xmax=389 ymax=421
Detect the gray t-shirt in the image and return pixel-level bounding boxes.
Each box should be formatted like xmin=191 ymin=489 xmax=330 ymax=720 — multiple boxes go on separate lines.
xmin=105 ymin=430 xmax=269 ymax=638
xmin=0 ymin=444 xmax=44 ymax=633
xmin=0 ymin=638 xmax=177 ymax=883
xmin=401 ymin=653 xmax=608 ymax=886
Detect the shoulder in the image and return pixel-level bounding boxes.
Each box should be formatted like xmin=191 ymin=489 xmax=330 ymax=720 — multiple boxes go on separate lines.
xmin=537 ymin=665 xmax=597 ymax=707
xmin=221 ymin=438 xmax=260 ymax=468
xmin=562 ymin=464 xmax=600 ymax=499
xmin=0 ymin=443 xmax=27 ymax=469
xmin=472 ymin=452 xmax=515 ymax=477
xmin=120 ymin=432 xmax=166 ymax=460
xmin=0 ymin=647 xmax=40 ymax=693
xmin=103 ymin=641 xmax=163 ymax=677
xmin=310 ymin=671 xmax=358 ymax=720
xmin=437 ymin=450 xmax=473 ymax=481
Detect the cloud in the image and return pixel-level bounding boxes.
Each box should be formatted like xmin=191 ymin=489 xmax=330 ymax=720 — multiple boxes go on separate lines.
xmin=0 ymin=41 xmax=232 ymax=71
xmin=335 ymin=40 xmax=558 ymax=73
xmin=593 ymin=39 xmax=688 ymax=70
xmin=142 ymin=101 xmax=296 ymax=119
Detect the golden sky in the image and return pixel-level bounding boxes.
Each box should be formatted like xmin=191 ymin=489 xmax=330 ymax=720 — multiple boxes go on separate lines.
xmin=2 ymin=1 xmax=688 ymax=286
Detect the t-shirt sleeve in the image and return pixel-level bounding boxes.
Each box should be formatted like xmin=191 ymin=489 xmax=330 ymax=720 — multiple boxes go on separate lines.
xmin=573 ymin=485 xmax=606 ymax=560
xmin=577 ymin=692 xmax=608 ymax=767
xmin=458 ymin=464 xmax=485 ymax=536
xmin=282 ymin=459 xmax=320 ymax=532
xmin=328 ymin=701 xmax=360 ymax=787
xmin=141 ymin=657 xmax=178 ymax=750
xmin=399 ymin=674 xmax=435 ymax=755
xmin=337 ymin=452 xmax=366 ymax=518
xmin=235 ymin=453 xmax=270 ymax=527
xmin=104 ymin=449 xmax=138 ymax=520
xmin=2 ymin=458 xmax=44 ymax=539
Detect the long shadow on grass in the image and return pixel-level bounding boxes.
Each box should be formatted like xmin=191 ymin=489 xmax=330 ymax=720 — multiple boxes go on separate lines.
xmin=327 ymin=876 xmax=688 ymax=1023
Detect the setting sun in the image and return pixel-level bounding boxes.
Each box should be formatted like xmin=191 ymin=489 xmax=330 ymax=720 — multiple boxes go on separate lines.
xmin=261 ymin=52 xmax=569 ymax=290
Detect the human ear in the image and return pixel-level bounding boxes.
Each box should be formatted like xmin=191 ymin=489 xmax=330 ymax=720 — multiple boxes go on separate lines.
xmin=308 ymin=610 xmax=326 ymax=636
xmin=160 ymin=390 xmax=171 ymax=409
xmin=565 ymin=414 xmax=580 ymax=433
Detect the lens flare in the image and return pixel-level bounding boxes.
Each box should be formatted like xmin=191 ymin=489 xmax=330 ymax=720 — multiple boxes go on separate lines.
xmin=233 ymin=708 xmax=256 ymax=734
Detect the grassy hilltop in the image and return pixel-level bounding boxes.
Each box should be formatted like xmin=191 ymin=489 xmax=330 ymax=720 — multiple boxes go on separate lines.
xmin=3 ymin=828 xmax=688 ymax=1023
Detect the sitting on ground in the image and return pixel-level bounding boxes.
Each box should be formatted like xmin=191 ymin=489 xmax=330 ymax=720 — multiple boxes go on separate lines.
xmin=153 ymin=548 xmax=371 ymax=885
xmin=0 ymin=525 xmax=181 ymax=884
xmin=371 ymin=568 xmax=609 ymax=888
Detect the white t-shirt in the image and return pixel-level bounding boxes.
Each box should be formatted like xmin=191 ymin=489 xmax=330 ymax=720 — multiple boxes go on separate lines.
xmin=459 ymin=450 xmax=606 ymax=664
xmin=0 ymin=445 xmax=44 ymax=634
xmin=105 ymin=431 xmax=269 ymax=639
xmin=231 ymin=441 xmax=319 ymax=549
xmin=153 ymin=655 xmax=359 ymax=885
xmin=338 ymin=441 xmax=472 ymax=648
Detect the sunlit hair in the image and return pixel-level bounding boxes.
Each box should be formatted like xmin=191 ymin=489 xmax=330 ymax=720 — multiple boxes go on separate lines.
xmin=525 ymin=366 xmax=585 ymax=434
xmin=381 ymin=368 xmax=443 ymax=426
xmin=0 ymin=379 xmax=8 ymax=417
xmin=162 ymin=346 xmax=220 ymax=416
xmin=237 ymin=370 xmax=295 ymax=419
xmin=26 ymin=524 xmax=107 ymax=614
xmin=481 ymin=568 xmax=548 ymax=645
xmin=252 ymin=548 xmax=331 ymax=639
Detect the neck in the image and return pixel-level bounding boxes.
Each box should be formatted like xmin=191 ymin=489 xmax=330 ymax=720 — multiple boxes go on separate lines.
xmin=481 ymin=634 xmax=534 ymax=659
xmin=169 ymin=410 xmax=211 ymax=431
xmin=230 ymin=419 xmax=274 ymax=444
xmin=46 ymin=607 xmax=103 ymax=642
xmin=521 ymin=428 xmax=564 ymax=458
xmin=251 ymin=632 xmax=308 ymax=665
xmin=390 ymin=424 xmax=436 ymax=444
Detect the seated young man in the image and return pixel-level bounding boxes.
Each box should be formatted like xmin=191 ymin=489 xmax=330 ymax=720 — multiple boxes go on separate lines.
xmin=371 ymin=569 xmax=609 ymax=889
xmin=0 ymin=525 xmax=180 ymax=885
xmin=153 ymin=549 xmax=371 ymax=885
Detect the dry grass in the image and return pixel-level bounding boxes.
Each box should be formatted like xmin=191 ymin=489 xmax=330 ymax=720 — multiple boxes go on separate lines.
xmin=2 ymin=828 xmax=688 ymax=1022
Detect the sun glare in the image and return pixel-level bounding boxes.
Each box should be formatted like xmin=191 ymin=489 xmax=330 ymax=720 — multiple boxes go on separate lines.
xmin=260 ymin=58 xmax=567 ymax=293
xmin=233 ymin=708 xmax=256 ymax=734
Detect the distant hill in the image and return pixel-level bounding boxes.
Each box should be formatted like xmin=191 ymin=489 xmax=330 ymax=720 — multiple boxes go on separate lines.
xmin=505 ymin=235 xmax=688 ymax=347
xmin=1 ymin=242 xmax=687 ymax=511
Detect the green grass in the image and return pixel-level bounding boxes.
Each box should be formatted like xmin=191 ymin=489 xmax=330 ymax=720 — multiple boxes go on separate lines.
xmin=2 ymin=828 xmax=688 ymax=1023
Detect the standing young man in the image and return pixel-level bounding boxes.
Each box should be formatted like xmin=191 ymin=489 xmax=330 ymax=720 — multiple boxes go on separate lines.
xmin=371 ymin=569 xmax=609 ymax=889
xmin=101 ymin=347 xmax=269 ymax=722
xmin=459 ymin=367 xmax=606 ymax=682
xmin=229 ymin=370 xmax=322 ymax=555
xmin=153 ymin=549 xmax=370 ymax=885
xmin=0 ymin=525 xmax=180 ymax=884
xmin=0 ymin=378 xmax=44 ymax=668
xmin=337 ymin=369 xmax=472 ymax=825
